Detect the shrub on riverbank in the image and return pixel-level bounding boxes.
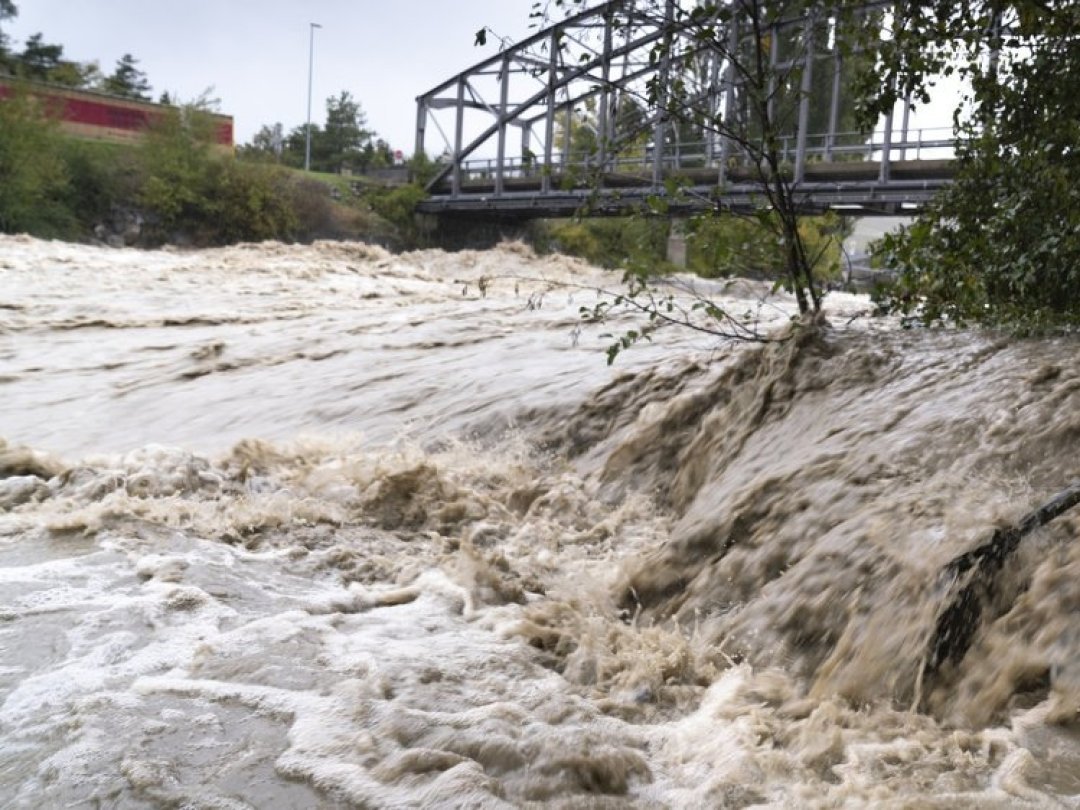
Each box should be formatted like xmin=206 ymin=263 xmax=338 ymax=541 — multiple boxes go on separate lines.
xmin=0 ymin=89 xmax=73 ymax=237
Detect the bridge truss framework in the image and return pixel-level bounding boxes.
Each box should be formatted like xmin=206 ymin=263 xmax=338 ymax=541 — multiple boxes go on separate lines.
xmin=415 ymin=0 xmax=963 ymax=219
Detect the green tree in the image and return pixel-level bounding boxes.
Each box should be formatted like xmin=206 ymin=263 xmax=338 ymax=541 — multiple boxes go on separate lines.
xmin=137 ymin=98 xmax=306 ymax=245
xmin=282 ymin=122 xmax=318 ymax=168
xmin=44 ymin=58 xmax=101 ymax=88
xmin=0 ymin=91 xmax=312 ymax=246
xmin=367 ymin=136 xmax=394 ymax=169
xmin=0 ymin=86 xmax=73 ymax=236
xmin=865 ymin=1 xmax=1080 ymax=329
xmin=18 ymin=33 xmax=64 ymax=80
xmin=686 ymin=211 xmax=846 ymax=283
xmin=320 ymin=90 xmax=374 ymax=171
xmin=8 ymin=24 xmax=100 ymax=88
xmin=239 ymin=122 xmax=285 ymax=162
xmin=0 ymin=0 xmax=17 ymax=72
xmin=103 ymin=53 xmax=151 ymax=99
xmin=279 ymin=91 xmax=382 ymax=173
xmin=137 ymin=103 xmax=219 ymax=235
xmin=550 ymin=95 xmax=650 ymax=183
xmin=539 ymin=0 xmax=847 ymax=355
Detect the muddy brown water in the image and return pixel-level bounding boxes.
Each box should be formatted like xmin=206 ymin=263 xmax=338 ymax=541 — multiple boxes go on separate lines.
xmin=0 ymin=235 xmax=1077 ymax=807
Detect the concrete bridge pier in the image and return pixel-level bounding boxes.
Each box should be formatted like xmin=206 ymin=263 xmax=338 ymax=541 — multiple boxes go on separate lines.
xmin=666 ymin=218 xmax=688 ymax=268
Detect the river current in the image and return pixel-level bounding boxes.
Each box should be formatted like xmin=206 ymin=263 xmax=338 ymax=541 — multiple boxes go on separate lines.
xmin=1 ymin=234 xmax=1078 ymax=808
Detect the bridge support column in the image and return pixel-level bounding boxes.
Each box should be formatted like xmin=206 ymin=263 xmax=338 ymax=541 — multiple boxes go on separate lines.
xmin=667 ymin=219 xmax=688 ymax=268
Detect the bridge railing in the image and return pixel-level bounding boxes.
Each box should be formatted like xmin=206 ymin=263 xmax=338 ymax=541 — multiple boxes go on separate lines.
xmin=451 ymin=127 xmax=955 ymax=185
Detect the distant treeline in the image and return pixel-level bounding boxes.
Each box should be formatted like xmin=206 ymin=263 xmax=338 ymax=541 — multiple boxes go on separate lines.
xmin=0 ymin=2 xmax=156 ymax=100
xmin=240 ymin=91 xmax=398 ymax=176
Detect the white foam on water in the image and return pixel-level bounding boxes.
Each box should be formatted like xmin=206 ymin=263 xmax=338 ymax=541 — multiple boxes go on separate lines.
xmin=1 ymin=235 xmax=1077 ymax=808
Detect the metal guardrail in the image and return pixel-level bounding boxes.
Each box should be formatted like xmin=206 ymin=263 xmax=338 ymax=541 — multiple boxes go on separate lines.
xmin=450 ymin=129 xmax=955 ymax=183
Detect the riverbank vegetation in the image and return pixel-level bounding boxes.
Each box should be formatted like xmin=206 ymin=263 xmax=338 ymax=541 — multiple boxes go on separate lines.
xmin=527 ymin=0 xmax=1080 ymax=334
xmin=0 ymin=0 xmax=427 ymax=247
xmin=0 ymin=82 xmax=430 ymax=248
xmin=868 ymin=0 xmax=1080 ymax=330
xmin=529 ymin=213 xmax=849 ymax=284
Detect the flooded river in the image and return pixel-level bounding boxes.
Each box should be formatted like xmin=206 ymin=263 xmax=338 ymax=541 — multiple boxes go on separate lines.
xmin=1 ymin=235 xmax=1078 ymax=807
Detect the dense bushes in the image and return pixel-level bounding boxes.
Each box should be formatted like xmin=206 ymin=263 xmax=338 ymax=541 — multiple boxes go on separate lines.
xmin=528 ymin=218 xmax=671 ymax=270
xmin=136 ymin=111 xmax=300 ymax=244
xmin=0 ymin=90 xmax=73 ymax=236
xmin=366 ymin=183 xmax=430 ymax=249
xmin=134 ymin=106 xmax=390 ymax=245
xmin=60 ymin=140 xmax=138 ymax=229
xmin=0 ymin=94 xmax=409 ymax=247
xmin=687 ymin=212 xmax=847 ymax=283
xmin=528 ymin=213 xmax=847 ymax=284
xmin=865 ymin=2 xmax=1080 ymax=331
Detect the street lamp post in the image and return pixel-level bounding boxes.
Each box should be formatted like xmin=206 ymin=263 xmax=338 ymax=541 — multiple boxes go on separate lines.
xmin=305 ymin=22 xmax=322 ymax=172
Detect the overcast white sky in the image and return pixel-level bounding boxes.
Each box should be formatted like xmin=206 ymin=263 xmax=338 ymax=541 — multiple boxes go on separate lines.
xmin=6 ymin=1 xmax=959 ymax=158
xmin=5 ymin=1 xmax=539 ymax=153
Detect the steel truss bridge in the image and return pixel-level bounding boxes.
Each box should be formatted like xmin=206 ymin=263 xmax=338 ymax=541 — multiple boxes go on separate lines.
xmin=414 ymin=0 xmax=961 ymax=219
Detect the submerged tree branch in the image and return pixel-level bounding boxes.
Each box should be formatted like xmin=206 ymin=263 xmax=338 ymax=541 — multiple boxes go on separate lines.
xmin=924 ymin=481 xmax=1080 ymax=680
xmin=468 ymin=271 xmax=795 ymax=363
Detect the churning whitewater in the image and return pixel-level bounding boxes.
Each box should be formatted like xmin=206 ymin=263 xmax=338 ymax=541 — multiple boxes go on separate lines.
xmin=1 ymin=235 xmax=1078 ymax=808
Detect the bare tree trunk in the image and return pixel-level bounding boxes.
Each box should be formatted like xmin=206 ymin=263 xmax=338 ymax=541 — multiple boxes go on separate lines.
xmin=765 ymin=160 xmax=815 ymax=316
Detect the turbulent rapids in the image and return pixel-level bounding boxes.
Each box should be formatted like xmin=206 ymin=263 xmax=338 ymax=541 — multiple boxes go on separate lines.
xmin=1 ymin=234 xmax=1078 ymax=808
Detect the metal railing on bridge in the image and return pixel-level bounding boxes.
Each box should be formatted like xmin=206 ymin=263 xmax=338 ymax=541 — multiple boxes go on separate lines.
xmin=451 ymin=128 xmax=954 ymax=183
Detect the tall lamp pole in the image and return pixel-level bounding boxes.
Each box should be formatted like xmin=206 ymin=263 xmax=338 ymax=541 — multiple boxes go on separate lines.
xmin=305 ymin=22 xmax=322 ymax=172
